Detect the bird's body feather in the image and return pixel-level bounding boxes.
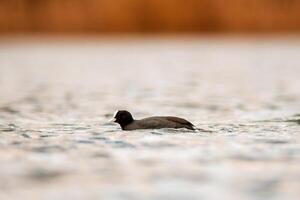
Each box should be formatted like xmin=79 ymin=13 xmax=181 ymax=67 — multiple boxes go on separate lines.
xmin=123 ymin=116 xmax=195 ymax=130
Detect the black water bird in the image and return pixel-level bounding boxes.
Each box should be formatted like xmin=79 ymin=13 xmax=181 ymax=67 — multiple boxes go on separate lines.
xmin=110 ymin=110 xmax=195 ymax=130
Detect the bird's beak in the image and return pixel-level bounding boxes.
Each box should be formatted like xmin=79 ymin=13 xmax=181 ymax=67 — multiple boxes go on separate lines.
xmin=109 ymin=117 xmax=116 ymax=122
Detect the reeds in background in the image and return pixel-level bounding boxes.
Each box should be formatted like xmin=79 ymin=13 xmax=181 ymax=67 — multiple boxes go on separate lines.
xmin=0 ymin=0 xmax=300 ymax=34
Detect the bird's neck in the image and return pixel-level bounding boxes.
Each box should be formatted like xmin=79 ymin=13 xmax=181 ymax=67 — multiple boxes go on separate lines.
xmin=120 ymin=119 xmax=134 ymax=130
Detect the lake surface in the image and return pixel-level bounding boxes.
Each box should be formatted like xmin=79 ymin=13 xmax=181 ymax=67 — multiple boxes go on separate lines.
xmin=0 ymin=37 xmax=300 ymax=200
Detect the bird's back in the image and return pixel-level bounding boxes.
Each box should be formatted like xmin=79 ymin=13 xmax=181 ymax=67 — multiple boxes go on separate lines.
xmin=124 ymin=116 xmax=195 ymax=130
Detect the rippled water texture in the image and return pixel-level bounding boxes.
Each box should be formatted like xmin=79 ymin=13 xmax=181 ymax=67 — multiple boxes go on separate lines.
xmin=0 ymin=37 xmax=300 ymax=200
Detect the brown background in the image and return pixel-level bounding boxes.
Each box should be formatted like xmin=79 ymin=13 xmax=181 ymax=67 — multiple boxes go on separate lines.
xmin=1 ymin=0 xmax=300 ymax=34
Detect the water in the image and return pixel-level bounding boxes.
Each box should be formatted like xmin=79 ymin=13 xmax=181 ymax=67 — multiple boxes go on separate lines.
xmin=0 ymin=37 xmax=300 ymax=200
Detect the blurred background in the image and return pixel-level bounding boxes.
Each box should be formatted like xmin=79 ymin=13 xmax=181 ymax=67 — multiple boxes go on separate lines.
xmin=1 ymin=1 xmax=300 ymax=200
xmin=0 ymin=0 xmax=300 ymax=34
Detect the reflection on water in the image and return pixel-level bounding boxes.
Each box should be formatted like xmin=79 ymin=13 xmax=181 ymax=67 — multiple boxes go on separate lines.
xmin=0 ymin=37 xmax=300 ymax=200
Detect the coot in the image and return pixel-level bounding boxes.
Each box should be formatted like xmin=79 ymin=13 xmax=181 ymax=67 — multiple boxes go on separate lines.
xmin=110 ymin=110 xmax=195 ymax=130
